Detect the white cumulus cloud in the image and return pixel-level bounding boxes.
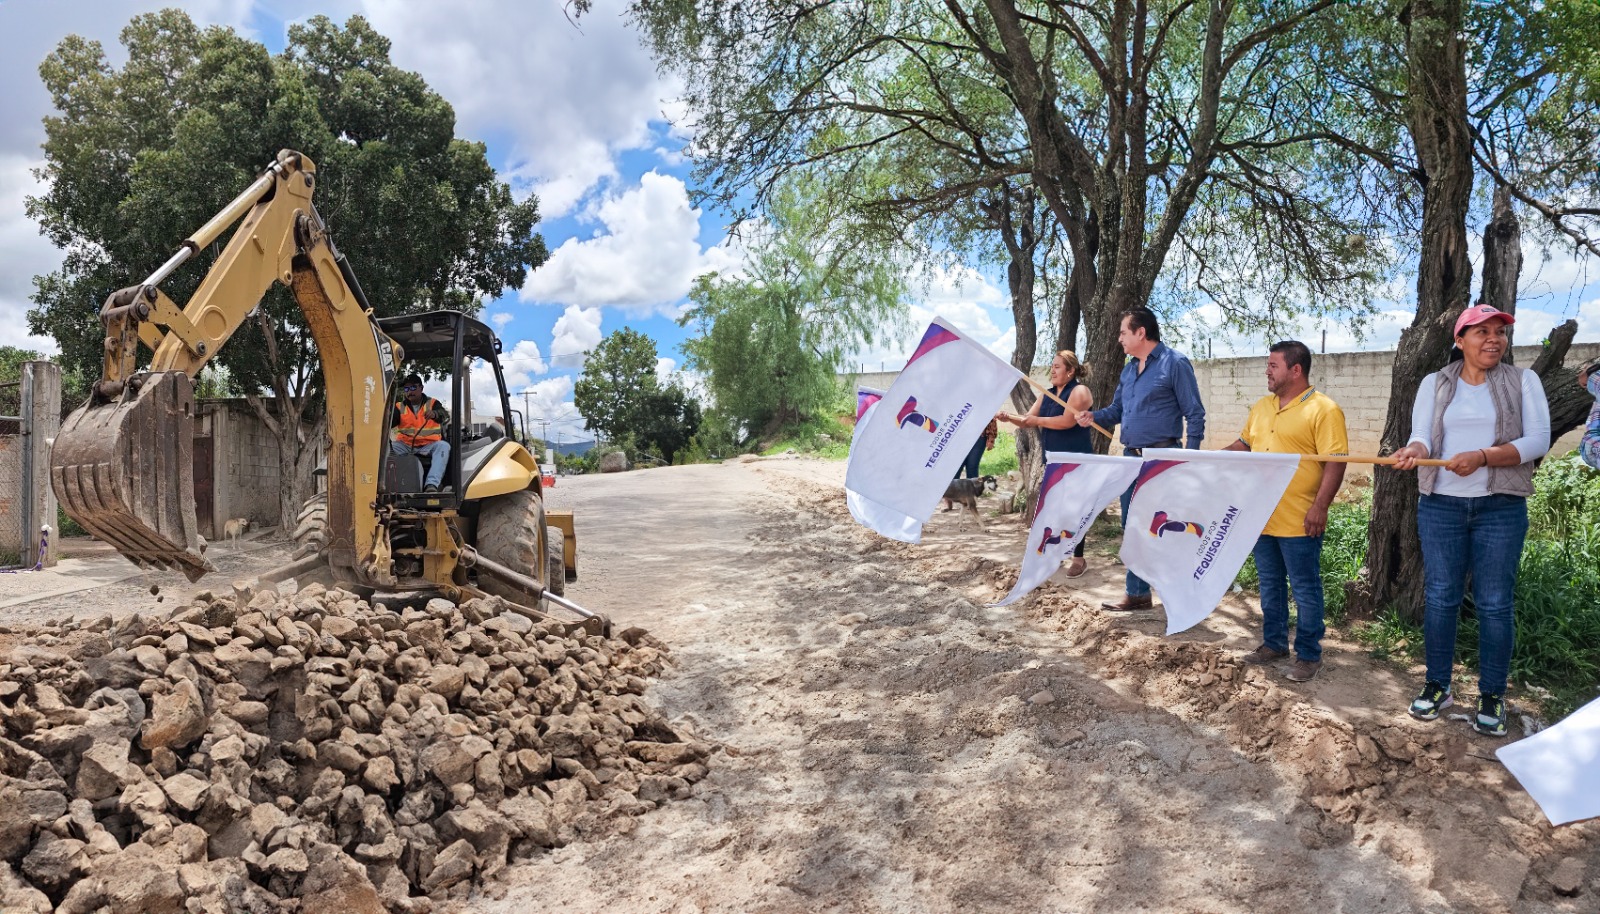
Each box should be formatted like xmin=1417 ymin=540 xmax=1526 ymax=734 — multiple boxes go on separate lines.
xmin=550 ymin=305 xmax=603 ymax=367
xmin=520 ymin=172 xmax=742 ymax=316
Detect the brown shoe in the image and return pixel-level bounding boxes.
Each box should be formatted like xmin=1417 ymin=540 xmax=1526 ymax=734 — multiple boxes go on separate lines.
xmin=1063 ymin=557 xmax=1088 ymax=578
xmin=1285 ymin=659 xmax=1322 ymax=682
xmin=1099 ymin=594 xmax=1153 ymax=612
xmin=1241 ymin=644 xmax=1289 ymax=665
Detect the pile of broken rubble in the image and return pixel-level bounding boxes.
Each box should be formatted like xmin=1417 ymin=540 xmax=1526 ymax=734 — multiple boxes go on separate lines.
xmin=0 ymin=584 xmax=711 ymax=913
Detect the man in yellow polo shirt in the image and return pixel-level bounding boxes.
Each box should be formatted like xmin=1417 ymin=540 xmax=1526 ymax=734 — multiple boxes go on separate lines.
xmin=1224 ymin=341 xmax=1348 ymax=682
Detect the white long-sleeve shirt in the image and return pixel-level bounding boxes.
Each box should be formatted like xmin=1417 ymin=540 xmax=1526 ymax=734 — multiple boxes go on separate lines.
xmin=1408 ymin=366 xmax=1550 ymax=497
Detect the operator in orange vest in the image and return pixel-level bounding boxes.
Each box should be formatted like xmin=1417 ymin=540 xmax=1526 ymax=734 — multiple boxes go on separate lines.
xmin=391 ymin=373 xmax=451 ymax=492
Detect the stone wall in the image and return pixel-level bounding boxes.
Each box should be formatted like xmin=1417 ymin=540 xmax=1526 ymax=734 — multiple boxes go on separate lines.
xmin=0 ymin=362 xmax=61 ymax=565
xmin=195 ymin=399 xmax=320 ymax=537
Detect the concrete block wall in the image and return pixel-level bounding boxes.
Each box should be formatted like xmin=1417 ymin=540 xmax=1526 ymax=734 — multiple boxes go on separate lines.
xmin=1192 ymin=343 xmax=1600 ymax=467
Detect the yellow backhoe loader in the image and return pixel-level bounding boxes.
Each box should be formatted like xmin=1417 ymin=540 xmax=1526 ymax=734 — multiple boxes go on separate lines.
xmin=50 ymin=149 xmax=605 ymax=634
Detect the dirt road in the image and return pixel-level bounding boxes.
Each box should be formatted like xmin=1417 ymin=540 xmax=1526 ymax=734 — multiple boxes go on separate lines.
xmin=4 ymin=459 xmax=1593 ymax=912
xmin=483 ymin=459 xmax=1596 ymax=914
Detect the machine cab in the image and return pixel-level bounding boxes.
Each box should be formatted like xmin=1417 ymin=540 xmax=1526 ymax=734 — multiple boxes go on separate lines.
xmin=377 ymin=311 xmax=518 ymax=506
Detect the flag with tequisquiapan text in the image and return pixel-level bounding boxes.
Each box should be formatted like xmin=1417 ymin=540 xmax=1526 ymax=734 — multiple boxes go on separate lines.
xmin=846 ymin=386 xmax=923 ymax=543
xmin=845 ymin=318 xmax=1024 ymax=540
xmin=992 ymin=452 xmax=1143 ymax=607
xmin=1119 ymin=448 xmax=1299 ymax=635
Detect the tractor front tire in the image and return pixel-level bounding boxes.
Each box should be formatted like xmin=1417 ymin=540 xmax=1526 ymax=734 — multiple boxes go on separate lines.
xmin=477 ymin=487 xmax=560 ymax=600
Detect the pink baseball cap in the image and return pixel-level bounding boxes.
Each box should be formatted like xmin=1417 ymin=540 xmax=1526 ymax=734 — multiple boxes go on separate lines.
xmin=1455 ymin=303 xmax=1515 ymax=336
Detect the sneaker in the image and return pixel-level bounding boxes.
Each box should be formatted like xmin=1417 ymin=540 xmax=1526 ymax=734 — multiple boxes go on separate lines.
xmin=1241 ymin=644 xmax=1289 ymax=665
xmin=1408 ymin=681 xmax=1453 ymax=721
xmin=423 ymin=484 xmax=439 ymax=493
xmin=1473 ymin=694 xmax=1508 ymax=737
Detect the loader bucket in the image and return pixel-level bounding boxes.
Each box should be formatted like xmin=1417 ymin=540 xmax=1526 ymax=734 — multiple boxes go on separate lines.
xmin=51 ymin=371 xmax=213 ymax=582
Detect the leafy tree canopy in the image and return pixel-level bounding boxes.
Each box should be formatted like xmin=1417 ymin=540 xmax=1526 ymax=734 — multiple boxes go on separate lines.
xmin=574 ymin=326 xmax=702 ymax=461
xmin=26 ymin=9 xmax=548 ymax=402
xmin=679 ymin=174 xmax=906 ymax=439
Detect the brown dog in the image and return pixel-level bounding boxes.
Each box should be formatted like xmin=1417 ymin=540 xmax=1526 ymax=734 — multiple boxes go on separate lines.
xmin=942 ymin=475 xmax=997 ymax=527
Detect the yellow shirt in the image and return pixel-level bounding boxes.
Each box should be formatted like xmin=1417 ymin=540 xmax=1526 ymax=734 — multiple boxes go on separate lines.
xmin=1238 ymin=388 xmax=1349 ymax=538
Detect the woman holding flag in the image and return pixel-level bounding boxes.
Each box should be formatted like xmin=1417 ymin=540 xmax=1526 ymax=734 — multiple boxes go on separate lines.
xmin=1392 ymin=304 xmax=1550 ymax=737
xmin=999 ymin=351 xmax=1095 ymax=577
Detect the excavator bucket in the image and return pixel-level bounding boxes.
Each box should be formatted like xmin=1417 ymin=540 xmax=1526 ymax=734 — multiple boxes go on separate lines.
xmin=51 ymin=371 xmax=214 ymax=582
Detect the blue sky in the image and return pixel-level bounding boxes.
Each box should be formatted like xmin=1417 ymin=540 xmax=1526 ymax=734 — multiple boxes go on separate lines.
xmin=2 ymin=0 xmax=1597 ymax=446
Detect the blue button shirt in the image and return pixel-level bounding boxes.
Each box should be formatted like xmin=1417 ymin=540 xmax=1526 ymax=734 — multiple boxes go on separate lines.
xmin=1092 ymin=343 xmax=1207 ymax=449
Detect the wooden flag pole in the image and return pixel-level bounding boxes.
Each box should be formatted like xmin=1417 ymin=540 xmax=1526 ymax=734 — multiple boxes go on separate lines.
xmin=1016 ymin=374 xmax=1451 ymax=468
xmin=1022 ymin=375 xmax=1117 ymax=440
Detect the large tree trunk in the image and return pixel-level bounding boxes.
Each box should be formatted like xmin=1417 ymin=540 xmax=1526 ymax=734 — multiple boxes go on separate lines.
xmin=1349 ymin=0 xmax=1473 ymax=622
xmin=988 ymin=185 xmax=1044 ymax=517
xmin=1481 ymin=185 xmax=1522 ymax=359
xmin=1532 ymin=319 xmax=1594 ymax=442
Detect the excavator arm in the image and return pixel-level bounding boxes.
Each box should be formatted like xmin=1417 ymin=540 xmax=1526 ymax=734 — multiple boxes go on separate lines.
xmin=51 ymin=150 xmax=398 ymax=582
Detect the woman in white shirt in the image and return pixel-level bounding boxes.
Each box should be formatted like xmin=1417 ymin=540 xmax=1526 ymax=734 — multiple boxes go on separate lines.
xmin=1392 ymin=304 xmax=1550 ymax=737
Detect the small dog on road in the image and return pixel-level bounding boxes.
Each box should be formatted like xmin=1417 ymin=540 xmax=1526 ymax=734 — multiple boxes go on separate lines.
xmin=222 ymin=517 xmax=250 ymax=549
xmin=942 ymin=475 xmax=997 ymax=527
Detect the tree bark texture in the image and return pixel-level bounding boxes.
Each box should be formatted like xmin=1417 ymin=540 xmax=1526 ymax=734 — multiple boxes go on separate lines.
xmin=1481 ymin=185 xmax=1523 ymax=359
xmin=1531 ymin=319 xmax=1594 ymax=442
xmin=1350 ymin=0 xmax=1473 ymax=622
xmin=988 ymin=186 xmax=1044 ymax=518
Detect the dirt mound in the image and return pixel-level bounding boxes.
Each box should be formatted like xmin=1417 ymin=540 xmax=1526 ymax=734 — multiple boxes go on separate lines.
xmin=0 ymin=585 xmax=710 ymax=913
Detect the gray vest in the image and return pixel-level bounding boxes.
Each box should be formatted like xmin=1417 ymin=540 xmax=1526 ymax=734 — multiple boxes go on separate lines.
xmin=1416 ymin=360 xmax=1535 ymax=497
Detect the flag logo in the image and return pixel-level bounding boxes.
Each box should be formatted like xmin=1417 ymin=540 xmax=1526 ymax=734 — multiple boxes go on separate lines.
xmin=1150 ymin=510 xmax=1205 ymax=539
xmin=896 ymin=396 xmax=940 ymax=434
xmin=1036 ymin=526 xmax=1073 ymax=553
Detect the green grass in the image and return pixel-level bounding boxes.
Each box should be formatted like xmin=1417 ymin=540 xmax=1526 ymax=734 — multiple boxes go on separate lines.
xmin=979 ymin=428 xmax=1020 ymax=476
xmin=761 ymin=414 xmax=854 ymax=460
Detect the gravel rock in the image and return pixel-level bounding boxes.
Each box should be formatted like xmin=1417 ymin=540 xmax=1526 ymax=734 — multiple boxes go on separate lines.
xmin=0 ymin=589 xmax=702 ymax=908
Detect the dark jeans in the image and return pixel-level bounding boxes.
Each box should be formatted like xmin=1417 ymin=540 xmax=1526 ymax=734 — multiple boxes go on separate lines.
xmin=1118 ymin=483 xmax=1151 ymax=597
xmin=1252 ymin=534 xmax=1325 ymax=661
xmin=1417 ymin=493 xmax=1528 ymax=696
xmin=957 ymin=436 xmax=986 ymax=479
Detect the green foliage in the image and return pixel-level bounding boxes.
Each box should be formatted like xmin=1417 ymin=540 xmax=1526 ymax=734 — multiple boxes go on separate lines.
xmin=979 ymin=428 xmax=1020 ymax=478
xmin=56 ymin=505 xmax=88 ymax=538
xmin=1529 ymin=452 xmax=1600 ymax=539
xmin=759 ymin=412 xmax=854 ymax=460
xmin=574 ymin=328 xmax=701 ymax=462
xmin=26 ymin=10 xmax=545 ymax=406
xmin=679 ymin=174 xmax=906 ymax=436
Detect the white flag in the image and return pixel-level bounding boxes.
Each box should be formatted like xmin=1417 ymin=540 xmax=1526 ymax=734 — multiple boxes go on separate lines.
xmin=845 ymin=318 xmax=1024 ymax=538
xmin=846 ymin=387 xmax=923 ymax=543
xmin=1119 ymin=448 xmax=1299 ymax=635
xmin=1497 ymin=695 xmax=1600 ymax=826
xmin=992 ymin=452 xmax=1142 ymax=607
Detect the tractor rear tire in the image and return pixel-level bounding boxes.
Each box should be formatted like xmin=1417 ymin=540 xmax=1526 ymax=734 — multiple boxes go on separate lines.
xmin=292 ymin=493 xmax=328 ymax=559
xmin=477 ymin=487 xmax=558 ymax=600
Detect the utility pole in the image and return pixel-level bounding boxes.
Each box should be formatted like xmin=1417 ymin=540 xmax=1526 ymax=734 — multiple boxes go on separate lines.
xmin=521 ymin=391 xmax=532 ymax=443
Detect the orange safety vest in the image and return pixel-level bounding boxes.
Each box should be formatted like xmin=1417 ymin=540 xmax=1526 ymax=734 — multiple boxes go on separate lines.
xmin=393 ymin=398 xmax=443 ymax=445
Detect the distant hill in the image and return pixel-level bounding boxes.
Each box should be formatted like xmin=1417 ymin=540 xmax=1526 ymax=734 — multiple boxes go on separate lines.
xmin=526 ymin=439 xmax=594 ymax=457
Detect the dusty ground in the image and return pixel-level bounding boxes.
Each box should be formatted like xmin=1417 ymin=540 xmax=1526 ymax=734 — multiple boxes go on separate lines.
xmin=3 ymin=458 xmax=1596 ymax=913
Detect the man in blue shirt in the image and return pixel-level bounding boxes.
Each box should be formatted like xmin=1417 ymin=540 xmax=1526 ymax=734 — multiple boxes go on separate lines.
xmin=1076 ymin=309 xmax=1207 ymax=612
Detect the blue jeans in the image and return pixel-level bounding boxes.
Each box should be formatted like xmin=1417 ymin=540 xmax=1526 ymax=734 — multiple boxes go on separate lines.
xmin=1252 ymin=534 xmax=1325 ymax=661
xmin=390 ymin=438 xmax=450 ymax=489
xmin=957 ymin=437 xmax=985 ymax=479
xmin=1119 ymin=483 xmax=1151 ymax=597
xmin=1417 ymin=493 xmax=1528 ymax=696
